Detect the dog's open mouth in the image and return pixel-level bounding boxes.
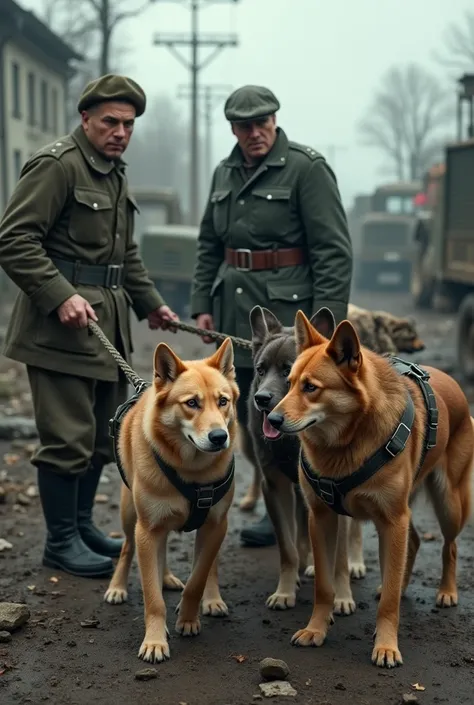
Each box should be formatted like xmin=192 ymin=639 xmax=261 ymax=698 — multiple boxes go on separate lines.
xmin=262 ymin=411 xmax=282 ymax=440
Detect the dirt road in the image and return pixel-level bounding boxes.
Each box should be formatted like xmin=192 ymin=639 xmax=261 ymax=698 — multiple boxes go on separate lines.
xmin=0 ymin=291 xmax=473 ymax=705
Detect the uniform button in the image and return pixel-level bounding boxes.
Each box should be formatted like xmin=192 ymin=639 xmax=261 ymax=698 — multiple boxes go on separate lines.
xmin=51 ymin=148 xmax=56 ymax=153
xmin=236 ymin=287 xmax=243 ymax=294
xmin=280 ymin=157 xmax=285 ymax=162
xmin=292 ymin=294 xmax=298 ymax=299
xmin=266 ymin=194 xmax=272 ymax=200
xmin=56 ymin=142 xmax=62 ymax=146
xmin=115 ymin=232 xmax=120 ymax=239
xmin=238 ymin=199 xmax=245 ymax=205
xmin=93 ymin=202 xmax=98 ymax=209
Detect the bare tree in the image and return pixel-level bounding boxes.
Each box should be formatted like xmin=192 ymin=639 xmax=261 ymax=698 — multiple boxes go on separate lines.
xmin=357 ymin=63 xmax=454 ymax=181
xmin=40 ymin=0 xmax=153 ymax=127
xmin=434 ymin=11 xmax=474 ymax=74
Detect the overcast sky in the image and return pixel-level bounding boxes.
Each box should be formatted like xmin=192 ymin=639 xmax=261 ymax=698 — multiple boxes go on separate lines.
xmin=22 ymin=0 xmax=474 ymax=208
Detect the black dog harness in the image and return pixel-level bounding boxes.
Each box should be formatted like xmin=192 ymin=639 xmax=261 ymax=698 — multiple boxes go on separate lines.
xmin=300 ymin=357 xmax=438 ymax=517
xmin=108 ymin=381 xmax=235 ymax=532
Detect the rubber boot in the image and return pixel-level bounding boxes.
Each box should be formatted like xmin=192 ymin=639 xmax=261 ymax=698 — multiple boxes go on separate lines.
xmin=77 ymin=461 xmax=124 ymax=558
xmin=37 ymin=466 xmax=113 ymax=578
xmin=240 ymin=511 xmax=277 ymax=548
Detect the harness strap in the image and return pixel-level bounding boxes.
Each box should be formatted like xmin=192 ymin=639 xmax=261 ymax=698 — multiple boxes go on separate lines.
xmin=300 ymin=356 xmax=438 ymax=517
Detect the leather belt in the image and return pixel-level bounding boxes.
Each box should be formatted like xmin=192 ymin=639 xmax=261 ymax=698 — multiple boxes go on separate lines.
xmin=225 ymin=247 xmax=305 ymax=272
xmin=51 ymin=257 xmax=125 ymax=289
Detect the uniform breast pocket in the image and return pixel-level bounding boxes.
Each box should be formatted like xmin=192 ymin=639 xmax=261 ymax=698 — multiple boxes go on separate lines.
xmin=68 ymin=187 xmax=113 ymax=246
xmin=249 ymin=187 xmax=292 ymax=238
xmin=211 ymin=189 xmax=231 ymax=235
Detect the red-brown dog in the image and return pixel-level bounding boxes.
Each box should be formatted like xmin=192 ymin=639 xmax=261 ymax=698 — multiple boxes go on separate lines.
xmin=267 ymin=308 xmax=473 ymax=668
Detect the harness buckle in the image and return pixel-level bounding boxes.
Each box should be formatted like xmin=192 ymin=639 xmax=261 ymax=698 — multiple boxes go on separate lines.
xmin=407 ymin=362 xmax=429 ymax=380
xmin=385 ymin=422 xmax=411 ymax=457
xmin=317 ymin=478 xmax=335 ymax=506
xmin=196 ymin=486 xmax=214 ymax=509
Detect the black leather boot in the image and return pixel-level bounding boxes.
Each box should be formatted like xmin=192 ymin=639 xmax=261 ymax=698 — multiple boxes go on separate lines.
xmin=240 ymin=511 xmax=277 ymax=548
xmin=37 ymin=466 xmax=113 ymax=578
xmin=77 ymin=461 xmax=124 ymax=558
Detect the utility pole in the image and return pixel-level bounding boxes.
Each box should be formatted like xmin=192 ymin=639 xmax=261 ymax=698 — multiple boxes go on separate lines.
xmin=152 ymin=0 xmax=240 ymax=225
xmin=177 ymin=83 xmax=232 ymax=183
xmin=326 ymin=144 xmax=348 ymax=170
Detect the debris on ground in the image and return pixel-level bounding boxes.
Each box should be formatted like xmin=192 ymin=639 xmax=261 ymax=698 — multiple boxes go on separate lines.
xmin=134 ymin=668 xmax=158 ymax=681
xmin=259 ymin=681 xmax=297 ymax=698
xmin=0 ymin=630 xmax=12 ymax=643
xmin=259 ymin=657 xmax=290 ymax=681
xmin=0 ymin=602 xmax=30 ymax=632
xmin=402 ymin=694 xmax=418 ymax=703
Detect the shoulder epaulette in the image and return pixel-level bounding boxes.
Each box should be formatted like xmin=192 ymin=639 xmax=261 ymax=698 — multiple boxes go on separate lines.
xmin=33 ymin=137 xmax=76 ymax=161
xmin=288 ymin=141 xmax=323 ymax=161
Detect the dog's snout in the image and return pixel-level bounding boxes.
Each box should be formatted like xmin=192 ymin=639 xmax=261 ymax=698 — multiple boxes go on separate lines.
xmin=208 ymin=428 xmax=228 ymax=447
xmin=267 ymin=411 xmax=284 ymax=430
xmin=254 ymin=390 xmax=273 ymax=408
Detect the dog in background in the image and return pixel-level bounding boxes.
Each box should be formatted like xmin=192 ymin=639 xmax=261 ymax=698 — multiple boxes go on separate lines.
xmin=268 ymin=308 xmax=473 ymax=668
xmin=104 ymin=338 xmax=239 ymax=664
xmin=246 ymin=306 xmax=364 ymax=613
xmin=240 ymin=303 xmax=425 ymax=512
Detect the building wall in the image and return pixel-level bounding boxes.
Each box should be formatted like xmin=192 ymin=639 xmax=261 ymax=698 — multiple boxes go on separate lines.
xmin=3 ymin=38 xmax=68 ymax=203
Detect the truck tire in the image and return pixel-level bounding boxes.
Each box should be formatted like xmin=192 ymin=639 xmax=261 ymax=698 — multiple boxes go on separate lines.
xmin=457 ymin=293 xmax=474 ymax=383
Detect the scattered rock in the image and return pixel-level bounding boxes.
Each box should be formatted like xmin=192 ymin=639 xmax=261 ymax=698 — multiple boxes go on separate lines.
xmin=94 ymin=494 xmax=109 ymax=504
xmin=134 ymin=667 xmax=158 ymax=681
xmin=25 ymin=485 xmax=38 ymax=498
xmin=0 ymin=416 xmax=38 ymax=440
xmin=259 ymin=681 xmax=297 ymax=698
xmin=80 ymin=619 xmax=100 ymax=628
xmin=0 ymin=539 xmax=13 ymax=551
xmin=0 ymin=631 xmax=12 ymax=643
xmin=0 ymin=602 xmax=30 ymax=632
xmin=16 ymin=492 xmax=31 ymax=506
xmin=259 ymin=657 xmax=289 ymax=681
xmin=402 ymin=695 xmax=418 ymax=704
xmin=0 ymin=487 xmax=5 ymax=504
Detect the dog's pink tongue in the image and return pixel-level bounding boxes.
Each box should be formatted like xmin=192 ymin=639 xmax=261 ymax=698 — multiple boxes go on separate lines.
xmin=263 ymin=413 xmax=281 ymax=439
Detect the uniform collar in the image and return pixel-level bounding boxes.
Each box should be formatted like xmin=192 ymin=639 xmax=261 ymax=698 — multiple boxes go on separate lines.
xmin=71 ymin=125 xmax=127 ymax=175
xmin=224 ymin=127 xmax=289 ymax=169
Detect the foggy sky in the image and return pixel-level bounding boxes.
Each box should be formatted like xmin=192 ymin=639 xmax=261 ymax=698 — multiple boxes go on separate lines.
xmin=21 ymin=0 xmax=474 ymax=208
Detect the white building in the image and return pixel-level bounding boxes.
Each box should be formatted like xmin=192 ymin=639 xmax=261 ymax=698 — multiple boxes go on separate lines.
xmin=0 ymin=0 xmax=81 ymax=214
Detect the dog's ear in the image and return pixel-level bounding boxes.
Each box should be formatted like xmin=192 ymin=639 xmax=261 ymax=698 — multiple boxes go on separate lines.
xmin=207 ymin=337 xmax=235 ymax=379
xmin=326 ymin=320 xmax=362 ymax=373
xmin=294 ymin=310 xmax=326 ymax=352
xmin=249 ymin=306 xmax=282 ymax=352
xmin=153 ymin=343 xmax=187 ymax=383
xmin=309 ymin=307 xmax=336 ymax=339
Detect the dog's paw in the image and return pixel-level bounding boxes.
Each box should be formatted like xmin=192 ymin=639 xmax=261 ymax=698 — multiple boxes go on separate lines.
xmin=266 ymin=591 xmax=296 ymax=610
xmin=349 ymin=561 xmax=366 ymax=579
xmin=291 ymin=627 xmax=326 ymax=648
xmin=138 ymin=637 xmax=170 ymax=663
xmin=103 ymin=587 xmax=128 ymax=604
xmin=175 ymin=616 xmax=201 ymax=636
xmin=333 ymin=596 xmax=356 ymax=615
xmin=371 ymin=644 xmax=403 ymax=668
xmin=163 ymin=572 xmax=185 ymax=591
xmin=436 ymin=590 xmax=458 ymax=608
xmin=304 ymin=565 xmax=315 ymax=577
xmin=202 ymin=598 xmax=228 ymax=617
xmin=239 ymin=494 xmax=258 ymax=511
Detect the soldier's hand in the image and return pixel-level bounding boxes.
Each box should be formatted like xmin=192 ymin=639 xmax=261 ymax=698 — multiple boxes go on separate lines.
xmin=57 ymin=294 xmax=98 ymax=329
xmin=147 ymin=305 xmax=179 ymax=333
xmin=196 ymin=314 xmax=215 ymax=344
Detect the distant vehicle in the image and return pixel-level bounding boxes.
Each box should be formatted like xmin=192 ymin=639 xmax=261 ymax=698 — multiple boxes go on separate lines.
xmin=355 ymin=181 xmax=421 ymax=291
xmin=129 ymin=187 xmax=183 ymax=244
xmin=139 ymin=224 xmax=199 ymax=319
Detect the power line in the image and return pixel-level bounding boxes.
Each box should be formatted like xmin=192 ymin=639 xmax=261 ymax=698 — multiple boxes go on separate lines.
xmin=152 ymin=0 xmax=241 ymax=225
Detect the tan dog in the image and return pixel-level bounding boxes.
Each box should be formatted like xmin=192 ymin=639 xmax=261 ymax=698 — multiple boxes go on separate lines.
xmin=266 ymin=309 xmax=473 ymax=668
xmin=240 ymin=304 xmax=425 ymax=512
xmin=104 ymin=338 xmax=239 ymax=663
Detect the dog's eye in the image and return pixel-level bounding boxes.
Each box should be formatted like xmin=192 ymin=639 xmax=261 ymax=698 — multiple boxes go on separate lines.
xmin=218 ymin=397 xmax=228 ymax=407
xmin=303 ymin=382 xmax=317 ymax=393
xmin=256 ymin=365 xmax=265 ymax=376
xmin=186 ymin=398 xmax=198 ymax=408
xmin=282 ymin=365 xmax=291 ymax=377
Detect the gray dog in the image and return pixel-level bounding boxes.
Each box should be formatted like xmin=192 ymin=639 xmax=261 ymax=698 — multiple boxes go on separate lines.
xmin=246 ymin=305 xmax=366 ymax=611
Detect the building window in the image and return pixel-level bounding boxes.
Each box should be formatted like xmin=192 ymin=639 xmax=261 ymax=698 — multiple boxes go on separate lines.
xmin=11 ymin=62 xmax=21 ymax=119
xmin=51 ymin=88 xmax=58 ymax=134
xmin=27 ymin=72 xmax=36 ymax=125
xmin=13 ymin=150 xmax=22 ymax=183
xmin=41 ymin=79 xmax=48 ymax=131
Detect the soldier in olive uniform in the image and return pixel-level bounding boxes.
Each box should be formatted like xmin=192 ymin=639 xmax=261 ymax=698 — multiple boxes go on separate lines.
xmin=0 ymin=75 xmax=178 ymax=578
xmin=190 ymin=85 xmax=353 ymax=547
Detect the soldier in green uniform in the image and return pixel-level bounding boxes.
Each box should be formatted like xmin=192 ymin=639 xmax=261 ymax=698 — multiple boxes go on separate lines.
xmin=190 ymin=85 xmax=353 ymax=547
xmin=0 ymin=74 xmax=179 ymax=578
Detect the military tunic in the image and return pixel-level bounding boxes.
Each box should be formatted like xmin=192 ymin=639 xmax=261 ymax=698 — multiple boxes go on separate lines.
xmin=190 ymin=127 xmax=353 ymax=369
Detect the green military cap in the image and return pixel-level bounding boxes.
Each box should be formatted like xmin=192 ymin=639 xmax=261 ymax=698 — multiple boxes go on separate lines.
xmin=224 ymin=85 xmax=280 ymax=122
xmin=77 ymin=74 xmax=146 ymax=116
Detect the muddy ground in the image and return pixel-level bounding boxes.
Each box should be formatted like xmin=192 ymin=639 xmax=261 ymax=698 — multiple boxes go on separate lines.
xmin=0 ymin=290 xmax=473 ymax=705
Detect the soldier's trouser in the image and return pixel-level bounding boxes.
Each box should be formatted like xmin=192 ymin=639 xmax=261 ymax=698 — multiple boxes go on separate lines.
xmin=27 ymin=366 xmax=129 ymax=476
xmin=235 ymin=366 xmax=253 ymax=429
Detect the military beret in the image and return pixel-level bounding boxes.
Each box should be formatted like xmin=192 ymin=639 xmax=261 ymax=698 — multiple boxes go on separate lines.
xmin=224 ymin=85 xmax=280 ymax=122
xmin=77 ymin=74 xmax=146 ymax=117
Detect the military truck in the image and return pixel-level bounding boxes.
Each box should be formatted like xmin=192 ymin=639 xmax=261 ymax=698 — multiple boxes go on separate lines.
xmin=346 ymin=193 xmax=372 ymax=268
xmin=139 ymin=224 xmax=199 ymax=319
xmin=355 ymin=181 xmax=421 ymax=291
xmin=129 ymin=187 xmax=183 ymax=244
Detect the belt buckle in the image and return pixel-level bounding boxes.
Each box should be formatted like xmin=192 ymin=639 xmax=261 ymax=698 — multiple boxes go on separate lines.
xmin=234 ymin=248 xmax=252 ymax=272
xmin=105 ymin=264 xmax=122 ymax=289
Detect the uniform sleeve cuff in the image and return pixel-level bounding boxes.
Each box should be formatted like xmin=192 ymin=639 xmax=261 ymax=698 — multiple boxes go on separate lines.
xmin=131 ymin=289 xmax=165 ymax=320
xmin=190 ymin=296 xmax=212 ymax=319
xmin=33 ymin=275 xmax=77 ymax=316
